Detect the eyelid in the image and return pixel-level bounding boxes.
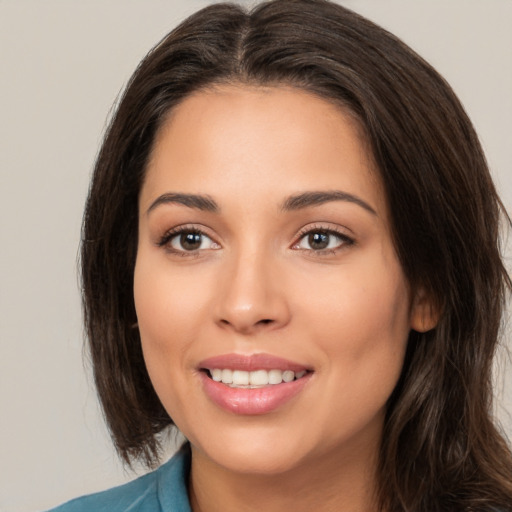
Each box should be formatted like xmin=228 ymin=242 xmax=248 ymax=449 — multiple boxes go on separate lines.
xmin=291 ymin=223 xmax=355 ymax=253
xmin=157 ymin=224 xmax=221 ymax=254
xmin=156 ymin=222 xmax=354 ymax=256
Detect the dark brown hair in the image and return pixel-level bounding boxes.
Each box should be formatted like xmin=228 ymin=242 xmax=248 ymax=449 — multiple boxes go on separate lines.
xmin=81 ymin=0 xmax=512 ymax=509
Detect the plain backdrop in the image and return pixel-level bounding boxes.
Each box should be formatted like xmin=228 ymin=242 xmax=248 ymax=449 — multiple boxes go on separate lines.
xmin=1 ymin=1 xmax=511 ymax=511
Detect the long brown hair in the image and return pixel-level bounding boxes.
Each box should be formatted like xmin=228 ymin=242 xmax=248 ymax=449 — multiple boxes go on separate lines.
xmin=81 ymin=1 xmax=512 ymax=509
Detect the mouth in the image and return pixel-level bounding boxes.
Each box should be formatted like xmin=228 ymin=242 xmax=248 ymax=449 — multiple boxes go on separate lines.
xmin=198 ymin=353 xmax=313 ymax=415
xmin=202 ymin=368 xmax=309 ymax=388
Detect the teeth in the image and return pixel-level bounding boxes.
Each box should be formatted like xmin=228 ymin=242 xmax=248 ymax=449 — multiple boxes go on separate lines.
xmin=282 ymin=370 xmax=294 ymax=383
xmin=250 ymin=369 xmax=269 ymax=386
xmin=211 ymin=369 xmax=222 ymax=382
xmin=208 ymin=368 xmax=307 ymax=387
xmin=221 ymin=369 xmax=233 ymax=384
xmin=232 ymin=370 xmax=249 ymax=386
xmin=268 ymin=369 xmax=283 ymax=384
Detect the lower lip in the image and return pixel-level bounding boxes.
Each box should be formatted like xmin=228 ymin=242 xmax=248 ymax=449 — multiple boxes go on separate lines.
xmin=200 ymin=372 xmax=312 ymax=415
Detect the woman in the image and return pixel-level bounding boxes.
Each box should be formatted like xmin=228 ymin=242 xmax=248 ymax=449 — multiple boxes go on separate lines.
xmin=48 ymin=0 xmax=512 ymax=510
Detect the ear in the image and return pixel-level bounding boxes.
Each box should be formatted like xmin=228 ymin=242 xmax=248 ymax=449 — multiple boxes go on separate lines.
xmin=410 ymin=288 xmax=439 ymax=333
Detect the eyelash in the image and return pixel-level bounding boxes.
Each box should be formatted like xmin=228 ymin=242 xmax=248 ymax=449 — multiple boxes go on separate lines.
xmin=157 ymin=225 xmax=354 ymax=256
xmin=293 ymin=225 xmax=355 ymax=255
xmin=157 ymin=225 xmax=218 ymax=257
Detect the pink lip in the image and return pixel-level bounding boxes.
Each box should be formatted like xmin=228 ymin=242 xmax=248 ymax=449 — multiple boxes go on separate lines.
xmin=199 ymin=353 xmax=310 ymax=372
xmin=198 ymin=353 xmax=313 ymax=415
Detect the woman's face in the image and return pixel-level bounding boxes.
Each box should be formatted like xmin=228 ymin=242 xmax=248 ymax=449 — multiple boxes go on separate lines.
xmin=134 ymin=85 xmax=428 ymax=476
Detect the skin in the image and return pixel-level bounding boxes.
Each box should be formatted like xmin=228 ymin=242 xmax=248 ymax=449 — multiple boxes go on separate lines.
xmin=134 ymin=85 xmax=435 ymax=512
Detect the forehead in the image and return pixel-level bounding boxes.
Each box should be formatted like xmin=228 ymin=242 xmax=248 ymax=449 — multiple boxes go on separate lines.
xmin=142 ymin=84 xmax=385 ymax=216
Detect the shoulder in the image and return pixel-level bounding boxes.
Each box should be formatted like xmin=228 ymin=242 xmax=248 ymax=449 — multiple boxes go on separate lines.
xmin=44 ymin=444 xmax=191 ymax=512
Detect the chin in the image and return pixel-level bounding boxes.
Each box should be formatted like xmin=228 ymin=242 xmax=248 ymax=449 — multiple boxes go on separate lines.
xmin=189 ymin=424 xmax=313 ymax=476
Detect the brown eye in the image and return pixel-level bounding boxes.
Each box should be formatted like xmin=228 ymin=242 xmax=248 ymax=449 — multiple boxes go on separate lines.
xmin=166 ymin=230 xmax=219 ymax=252
xmin=179 ymin=232 xmax=203 ymax=251
xmin=295 ymin=229 xmax=353 ymax=252
xmin=308 ymin=232 xmax=330 ymax=250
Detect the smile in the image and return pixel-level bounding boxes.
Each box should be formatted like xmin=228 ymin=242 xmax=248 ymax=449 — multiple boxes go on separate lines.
xmin=198 ymin=353 xmax=313 ymax=415
xmin=208 ymin=368 xmax=308 ymax=388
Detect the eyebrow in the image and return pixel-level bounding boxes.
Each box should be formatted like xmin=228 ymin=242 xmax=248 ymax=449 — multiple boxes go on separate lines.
xmin=281 ymin=190 xmax=377 ymax=215
xmin=147 ymin=193 xmax=219 ymax=214
xmin=146 ymin=190 xmax=376 ymax=216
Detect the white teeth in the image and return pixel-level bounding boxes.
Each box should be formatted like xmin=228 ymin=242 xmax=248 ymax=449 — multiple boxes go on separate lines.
xmin=268 ymin=369 xmax=283 ymax=384
xmin=208 ymin=368 xmax=308 ymax=387
xmin=250 ymin=369 xmax=269 ymax=386
xmin=282 ymin=370 xmax=294 ymax=383
xmin=211 ymin=369 xmax=222 ymax=382
xmin=221 ymin=369 xmax=233 ymax=384
xmin=232 ymin=370 xmax=249 ymax=386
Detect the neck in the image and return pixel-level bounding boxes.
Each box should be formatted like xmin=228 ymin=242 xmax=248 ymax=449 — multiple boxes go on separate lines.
xmin=188 ymin=441 xmax=381 ymax=512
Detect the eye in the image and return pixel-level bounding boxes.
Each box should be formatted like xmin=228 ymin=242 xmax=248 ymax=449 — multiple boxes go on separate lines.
xmin=294 ymin=228 xmax=353 ymax=252
xmin=159 ymin=228 xmax=220 ymax=254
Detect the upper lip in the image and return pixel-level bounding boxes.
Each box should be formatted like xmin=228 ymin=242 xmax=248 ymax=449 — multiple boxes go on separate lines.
xmin=198 ymin=353 xmax=312 ymax=372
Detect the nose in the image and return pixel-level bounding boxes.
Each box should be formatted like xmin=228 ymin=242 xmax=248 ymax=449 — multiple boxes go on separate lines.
xmin=214 ymin=249 xmax=291 ymax=335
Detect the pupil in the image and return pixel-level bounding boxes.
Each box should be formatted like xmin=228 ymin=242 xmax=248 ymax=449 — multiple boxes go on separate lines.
xmin=309 ymin=232 xmax=329 ymax=250
xmin=181 ymin=232 xmax=202 ymax=250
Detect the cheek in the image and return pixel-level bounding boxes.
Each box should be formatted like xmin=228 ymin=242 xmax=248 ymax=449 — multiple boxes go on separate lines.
xmin=304 ymin=268 xmax=410 ymax=443
xmin=296 ymin=251 xmax=410 ymax=341
xmin=133 ymin=252 xmax=204 ymax=392
xmin=133 ymin=262 xmax=199 ymax=431
xmin=296 ymin=253 xmax=411 ymax=394
xmin=134 ymin=249 xmax=211 ymax=343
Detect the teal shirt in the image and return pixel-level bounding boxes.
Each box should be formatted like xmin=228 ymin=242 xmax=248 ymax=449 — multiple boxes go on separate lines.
xmin=45 ymin=444 xmax=192 ymax=512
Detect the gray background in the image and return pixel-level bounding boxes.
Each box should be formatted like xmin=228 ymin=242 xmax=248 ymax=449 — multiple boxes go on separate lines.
xmin=1 ymin=1 xmax=511 ymax=511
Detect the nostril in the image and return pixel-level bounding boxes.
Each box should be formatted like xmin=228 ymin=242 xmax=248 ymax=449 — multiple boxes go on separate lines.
xmin=217 ymin=317 xmax=275 ymax=332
